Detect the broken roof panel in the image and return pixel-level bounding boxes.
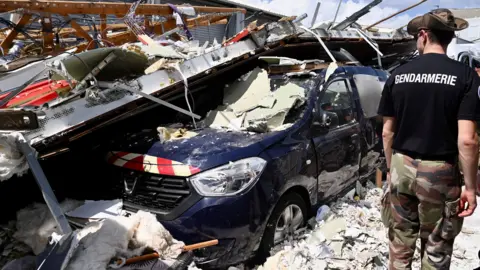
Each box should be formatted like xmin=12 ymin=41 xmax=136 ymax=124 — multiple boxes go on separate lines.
xmin=23 ymin=39 xmax=259 ymax=144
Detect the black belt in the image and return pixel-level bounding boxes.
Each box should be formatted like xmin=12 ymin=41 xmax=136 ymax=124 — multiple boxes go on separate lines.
xmin=393 ymin=149 xmax=456 ymax=164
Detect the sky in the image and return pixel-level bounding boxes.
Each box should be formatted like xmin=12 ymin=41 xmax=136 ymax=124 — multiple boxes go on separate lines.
xmin=235 ymin=0 xmax=480 ymax=28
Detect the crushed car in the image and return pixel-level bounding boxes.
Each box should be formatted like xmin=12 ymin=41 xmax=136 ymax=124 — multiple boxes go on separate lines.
xmin=105 ymin=56 xmax=388 ymax=268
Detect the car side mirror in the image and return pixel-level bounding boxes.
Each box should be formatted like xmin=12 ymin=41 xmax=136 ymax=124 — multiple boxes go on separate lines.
xmin=312 ymin=112 xmax=331 ymax=135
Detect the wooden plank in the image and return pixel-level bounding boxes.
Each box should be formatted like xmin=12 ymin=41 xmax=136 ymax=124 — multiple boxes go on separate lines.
xmin=0 ymin=13 xmax=32 ymax=55
xmin=0 ymin=0 xmax=246 ymax=16
xmin=188 ymin=18 xmax=227 ymax=27
xmin=187 ymin=15 xmax=227 ymax=27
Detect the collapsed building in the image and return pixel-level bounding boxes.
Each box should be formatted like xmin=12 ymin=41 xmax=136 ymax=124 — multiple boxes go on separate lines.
xmin=0 ymin=0 xmax=429 ymax=269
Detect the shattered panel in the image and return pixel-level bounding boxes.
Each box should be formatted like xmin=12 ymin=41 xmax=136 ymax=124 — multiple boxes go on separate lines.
xmin=204 ymin=67 xmax=307 ymax=132
xmin=243 ymin=82 xmax=305 ymax=130
xmin=352 ymin=74 xmax=384 ymax=119
xmin=223 ymin=68 xmax=271 ymax=115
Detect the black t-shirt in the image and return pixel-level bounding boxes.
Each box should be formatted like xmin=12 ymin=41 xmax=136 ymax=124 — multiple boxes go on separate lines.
xmin=378 ymin=53 xmax=480 ymax=157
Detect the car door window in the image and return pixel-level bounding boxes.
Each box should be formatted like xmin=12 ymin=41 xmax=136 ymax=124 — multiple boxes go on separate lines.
xmin=318 ymin=79 xmax=354 ymax=129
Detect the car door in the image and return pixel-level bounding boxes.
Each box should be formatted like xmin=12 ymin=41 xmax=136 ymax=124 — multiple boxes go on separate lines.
xmin=313 ymin=75 xmax=361 ymax=201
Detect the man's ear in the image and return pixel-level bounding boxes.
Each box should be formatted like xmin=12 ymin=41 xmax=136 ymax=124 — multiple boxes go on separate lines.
xmin=423 ymin=33 xmax=429 ymax=47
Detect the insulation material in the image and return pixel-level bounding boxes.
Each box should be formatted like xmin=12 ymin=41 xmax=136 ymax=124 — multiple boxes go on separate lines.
xmin=157 ymin=127 xmax=198 ymax=143
xmin=65 ymin=211 xmax=184 ymax=270
xmin=205 ymin=68 xmax=306 ymax=132
xmin=13 ymin=199 xmax=83 ymax=255
xmin=0 ymin=133 xmax=28 ymax=181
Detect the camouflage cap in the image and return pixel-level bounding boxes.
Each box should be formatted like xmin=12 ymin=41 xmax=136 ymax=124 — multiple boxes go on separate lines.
xmin=407 ymin=8 xmax=469 ymax=35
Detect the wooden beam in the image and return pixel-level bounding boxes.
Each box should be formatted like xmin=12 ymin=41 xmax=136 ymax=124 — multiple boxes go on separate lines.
xmin=187 ymin=18 xmax=227 ymax=28
xmin=108 ymin=18 xmax=177 ymax=45
xmin=100 ymin=14 xmax=107 ymax=40
xmin=0 ymin=13 xmax=32 ymax=55
xmin=1 ymin=18 xmax=229 ymax=41
xmin=59 ymin=23 xmax=127 ymax=37
xmin=0 ymin=0 xmax=246 ymax=16
xmin=65 ymin=16 xmax=94 ymax=49
xmin=144 ymin=16 xmax=152 ymax=33
xmin=41 ymin=16 xmax=54 ymax=52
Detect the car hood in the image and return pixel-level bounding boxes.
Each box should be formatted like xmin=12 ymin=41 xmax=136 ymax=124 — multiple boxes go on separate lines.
xmin=108 ymin=128 xmax=285 ymax=177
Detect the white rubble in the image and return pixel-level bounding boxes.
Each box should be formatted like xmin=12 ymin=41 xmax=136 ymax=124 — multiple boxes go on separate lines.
xmin=257 ymin=182 xmax=480 ymax=270
xmin=257 ymin=182 xmax=389 ymax=270
xmin=451 ymin=195 xmax=480 ymax=269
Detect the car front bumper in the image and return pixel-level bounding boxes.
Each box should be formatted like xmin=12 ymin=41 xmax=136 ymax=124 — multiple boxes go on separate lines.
xmin=160 ymin=183 xmax=272 ymax=269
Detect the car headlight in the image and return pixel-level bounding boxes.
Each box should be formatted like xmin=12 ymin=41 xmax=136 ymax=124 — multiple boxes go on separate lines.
xmin=188 ymin=157 xmax=267 ymax=197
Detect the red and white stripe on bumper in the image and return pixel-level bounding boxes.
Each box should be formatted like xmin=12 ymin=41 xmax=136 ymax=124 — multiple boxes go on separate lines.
xmin=107 ymin=151 xmax=201 ymax=177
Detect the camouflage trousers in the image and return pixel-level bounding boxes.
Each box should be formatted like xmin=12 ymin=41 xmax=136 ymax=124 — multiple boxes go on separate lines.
xmin=388 ymin=153 xmax=463 ymax=270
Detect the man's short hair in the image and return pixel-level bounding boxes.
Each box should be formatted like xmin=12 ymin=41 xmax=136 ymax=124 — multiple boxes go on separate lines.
xmin=427 ymin=29 xmax=455 ymax=47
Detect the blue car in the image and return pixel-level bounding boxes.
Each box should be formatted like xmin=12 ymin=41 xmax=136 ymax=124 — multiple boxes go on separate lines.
xmin=107 ymin=63 xmax=388 ymax=269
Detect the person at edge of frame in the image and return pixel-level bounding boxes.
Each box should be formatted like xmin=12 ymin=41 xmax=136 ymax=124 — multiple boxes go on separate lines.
xmin=377 ymin=8 xmax=480 ymax=270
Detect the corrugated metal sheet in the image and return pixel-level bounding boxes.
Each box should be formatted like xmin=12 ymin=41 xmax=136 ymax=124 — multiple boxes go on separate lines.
xmin=189 ymin=24 xmax=225 ymax=45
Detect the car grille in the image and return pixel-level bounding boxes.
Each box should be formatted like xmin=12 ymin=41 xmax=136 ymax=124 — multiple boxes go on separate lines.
xmin=120 ymin=170 xmax=191 ymax=212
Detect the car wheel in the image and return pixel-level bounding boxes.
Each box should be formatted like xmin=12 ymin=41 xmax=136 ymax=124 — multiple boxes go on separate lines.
xmin=256 ymin=192 xmax=307 ymax=261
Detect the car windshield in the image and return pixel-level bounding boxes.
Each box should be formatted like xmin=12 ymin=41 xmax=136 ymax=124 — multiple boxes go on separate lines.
xmin=202 ymin=68 xmax=319 ymax=133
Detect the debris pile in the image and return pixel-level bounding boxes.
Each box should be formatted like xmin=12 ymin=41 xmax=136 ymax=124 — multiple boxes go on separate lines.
xmin=256 ymin=184 xmax=480 ymax=270
xmin=257 ymin=182 xmax=389 ymax=270
xmin=0 ymin=221 xmax=32 ymax=268
xmin=0 ymin=200 xmax=189 ymax=270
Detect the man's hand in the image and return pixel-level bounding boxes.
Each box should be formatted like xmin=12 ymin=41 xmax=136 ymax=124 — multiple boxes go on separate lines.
xmin=459 ymin=188 xmax=477 ymax=217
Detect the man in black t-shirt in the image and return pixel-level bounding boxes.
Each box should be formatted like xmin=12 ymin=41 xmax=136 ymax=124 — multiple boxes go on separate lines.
xmin=377 ymin=9 xmax=480 ymax=270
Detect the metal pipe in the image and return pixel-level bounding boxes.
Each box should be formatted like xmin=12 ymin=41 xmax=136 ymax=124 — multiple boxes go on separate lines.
xmin=97 ymin=81 xmax=201 ymax=120
xmin=311 ymin=1 xmax=321 ymax=28
xmin=293 ymin=13 xmax=308 ymax=23
xmin=17 ymin=134 xmax=72 ymax=234
xmin=300 ymin=26 xmax=336 ymax=63
xmin=355 ymin=28 xmax=384 ymax=57
xmin=332 ymin=0 xmax=382 ymax=30
xmin=364 ymin=0 xmax=428 ymax=31
xmin=331 ymin=0 xmax=342 ymax=28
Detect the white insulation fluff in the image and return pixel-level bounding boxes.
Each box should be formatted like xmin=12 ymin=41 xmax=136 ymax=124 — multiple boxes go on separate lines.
xmin=14 ymin=199 xmax=83 ymax=255
xmin=66 ymin=210 xmax=185 ymax=270
xmin=0 ymin=132 xmax=29 ymax=181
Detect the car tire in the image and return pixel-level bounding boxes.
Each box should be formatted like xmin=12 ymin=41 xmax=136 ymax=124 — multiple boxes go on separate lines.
xmin=255 ymin=192 xmax=307 ymax=263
